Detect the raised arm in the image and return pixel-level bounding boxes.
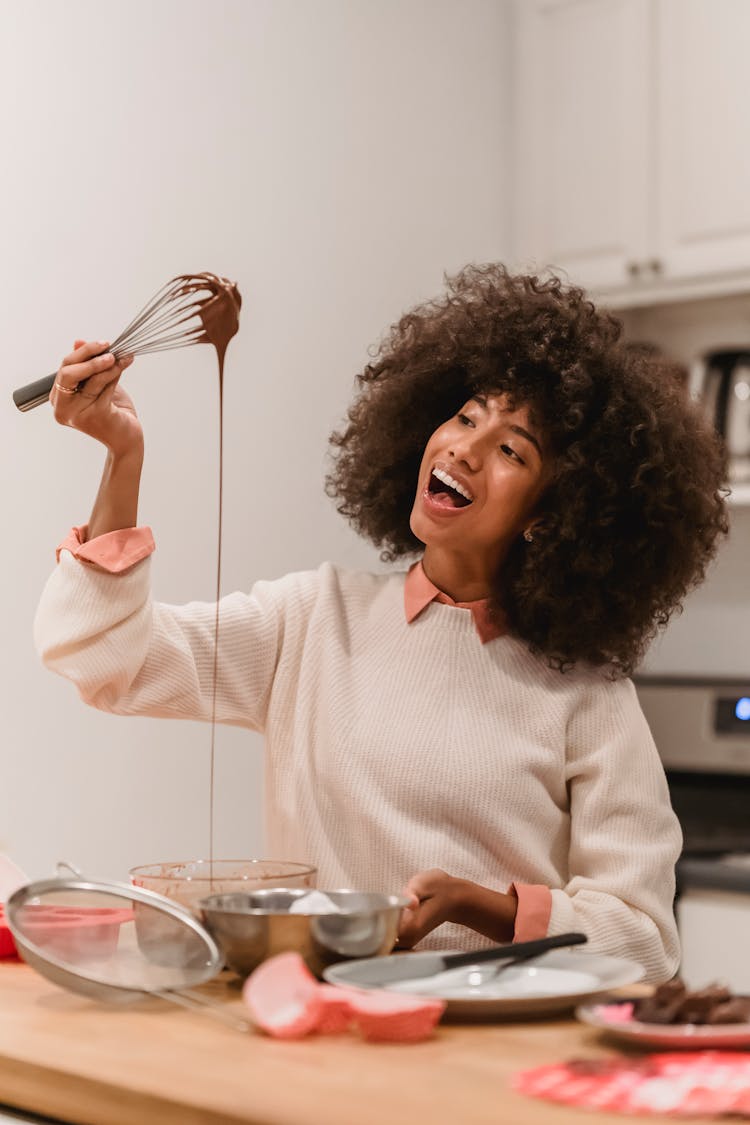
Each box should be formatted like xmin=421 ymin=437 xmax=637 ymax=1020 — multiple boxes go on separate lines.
xmin=50 ymin=339 xmax=141 ymax=538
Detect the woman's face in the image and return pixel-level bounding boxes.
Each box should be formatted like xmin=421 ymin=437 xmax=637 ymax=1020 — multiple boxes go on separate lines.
xmin=410 ymin=393 xmax=549 ymax=579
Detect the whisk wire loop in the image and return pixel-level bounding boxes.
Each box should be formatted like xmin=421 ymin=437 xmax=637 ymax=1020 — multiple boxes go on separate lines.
xmin=109 ymin=277 xmax=217 ymax=360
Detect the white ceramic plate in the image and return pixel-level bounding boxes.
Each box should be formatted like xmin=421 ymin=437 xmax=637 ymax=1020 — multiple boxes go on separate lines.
xmin=576 ymin=1000 xmax=750 ymax=1049
xmin=324 ymin=948 xmax=644 ymax=1018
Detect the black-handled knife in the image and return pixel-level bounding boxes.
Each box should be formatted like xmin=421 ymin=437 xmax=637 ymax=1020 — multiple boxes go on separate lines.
xmin=436 ymin=930 xmax=587 ymax=973
xmin=343 ymin=931 xmax=589 ymax=987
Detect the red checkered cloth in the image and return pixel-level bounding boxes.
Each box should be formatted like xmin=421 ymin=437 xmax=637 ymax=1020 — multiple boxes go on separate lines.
xmin=514 ymin=1052 xmax=750 ymax=1116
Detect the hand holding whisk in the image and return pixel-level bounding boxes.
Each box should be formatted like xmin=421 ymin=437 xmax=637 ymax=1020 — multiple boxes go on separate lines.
xmin=12 ymin=272 xmax=242 ymax=412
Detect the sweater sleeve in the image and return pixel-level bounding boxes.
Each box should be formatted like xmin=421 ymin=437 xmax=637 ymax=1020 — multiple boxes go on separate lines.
xmin=33 ymin=548 xmax=289 ymax=731
xmin=546 ymin=675 xmax=682 ymax=984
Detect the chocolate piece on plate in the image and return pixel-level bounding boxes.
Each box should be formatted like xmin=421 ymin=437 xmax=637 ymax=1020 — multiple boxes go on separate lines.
xmin=634 ymin=979 xmax=687 ymax=1024
xmin=704 ymin=997 xmax=750 ymax=1025
xmin=677 ymin=985 xmax=732 ymax=1025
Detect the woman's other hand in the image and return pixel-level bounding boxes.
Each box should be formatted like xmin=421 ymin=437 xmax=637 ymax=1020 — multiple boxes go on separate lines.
xmin=397 ymin=867 xmax=518 ymax=948
xmin=397 ymin=868 xmax=463 ymax=948
xmin=51 ymin=340 xmax=141 ymax=459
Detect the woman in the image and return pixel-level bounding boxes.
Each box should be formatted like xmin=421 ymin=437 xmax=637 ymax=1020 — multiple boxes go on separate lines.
xmin=35 ymin=266 xmax=728 ymax=983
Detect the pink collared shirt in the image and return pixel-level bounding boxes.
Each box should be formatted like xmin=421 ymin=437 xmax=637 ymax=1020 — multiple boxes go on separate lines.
xmin=55 ymin=527 xmax=552 ymax=942
xmin=404 ymin=560 xmax=506 ymax=643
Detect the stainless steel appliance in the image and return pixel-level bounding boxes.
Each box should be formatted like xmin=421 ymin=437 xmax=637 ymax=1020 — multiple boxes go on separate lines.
xmin=690 ymin=349 xmax=750 ymax=483
xmin=635 ymin=675 xmax=750 ymax=989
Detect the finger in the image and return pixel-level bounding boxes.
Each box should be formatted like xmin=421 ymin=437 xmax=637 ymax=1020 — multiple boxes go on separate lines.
xmin=397 ymin=891 xmax=449 ymax=947
xmin=62 ymin=340 xmax=110 ymax=367
xmin=397 ymin=906 xmax=428 ymax=946
xmin=51 ymin=354 xmax=119 ymax=417
xmin=403 ymin=876 xmax=427 ymax=899
xmin=396 ymin=901 xmax=420 ymax=945
xmin=73 ymin=339 xmax=86 ymax=350
xmin=78 ymin=368 xmax=123 ymax=404
xmin=402 ymin=868 xmax=445 ymax=899
xmin=74 ymin=355 xmax=133 ymax=401
xmin=397 ymin=910 xmax=426 ymax=948
xmin=57 ymin=352 xmax=116 ymax=390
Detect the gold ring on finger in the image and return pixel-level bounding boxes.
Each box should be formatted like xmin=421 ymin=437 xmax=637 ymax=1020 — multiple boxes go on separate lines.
xmin=54 ymin=381 xmax=78 ymax=395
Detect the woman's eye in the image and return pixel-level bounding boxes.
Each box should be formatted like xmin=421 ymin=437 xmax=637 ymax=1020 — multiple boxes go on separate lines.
xmin=500 ymin=444 xmax=524 ymax=464
xmin=457 ymin=412 xmax=474 ymax=427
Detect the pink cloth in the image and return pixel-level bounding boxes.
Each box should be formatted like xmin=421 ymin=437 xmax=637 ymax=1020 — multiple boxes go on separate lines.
xmin=510 ymin=882 xmax=553 ymax=943
xmin=56 ymin=525 xmax=155 ymax=574
xmin=404 ymin=561 xmax=506 ymax=644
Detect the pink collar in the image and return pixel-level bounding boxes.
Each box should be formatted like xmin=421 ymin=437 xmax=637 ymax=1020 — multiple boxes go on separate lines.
xmin=404 ymin=561 xmax=506 ymax=644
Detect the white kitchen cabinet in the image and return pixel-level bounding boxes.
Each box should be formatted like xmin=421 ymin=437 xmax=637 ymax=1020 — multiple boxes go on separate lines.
xmin=656 ymin=0 xmax=750 ymax=282
xmin=512 ymin=0 xmax=750 ymax=304
xmin=677 ymin=858 xmax=750 ymax=993
xmin=513 ymin=0 xmax=651 ymax=293
xmin=678 ymin=888 xmax=750 ymax=993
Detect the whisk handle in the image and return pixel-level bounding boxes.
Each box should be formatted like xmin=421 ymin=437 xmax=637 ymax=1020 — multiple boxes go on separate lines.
xmin=13 ymin=373 xmax=56 ymax=412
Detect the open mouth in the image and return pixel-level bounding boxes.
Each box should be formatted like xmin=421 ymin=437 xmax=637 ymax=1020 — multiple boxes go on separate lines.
xmin=428 ymin=468 xmax=474 ymax=508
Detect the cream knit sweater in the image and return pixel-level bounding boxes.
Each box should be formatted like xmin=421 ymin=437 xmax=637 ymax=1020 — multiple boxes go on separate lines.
xmin=35 ymin=553 xmax=681 ymax=982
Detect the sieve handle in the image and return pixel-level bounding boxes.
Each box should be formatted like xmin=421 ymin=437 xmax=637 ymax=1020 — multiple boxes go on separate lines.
xmin=154 ymin=988 xmax=252 ymax=1033
xmin=56 ymin=860 xmax=85 ymax=879
xmin=13 ymin=373 xmax=56 ymax=412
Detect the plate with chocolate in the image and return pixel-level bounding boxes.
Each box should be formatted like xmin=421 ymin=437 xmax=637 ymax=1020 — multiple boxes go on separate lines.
xmin=576 ymin=978 xmax=750 ymax=1048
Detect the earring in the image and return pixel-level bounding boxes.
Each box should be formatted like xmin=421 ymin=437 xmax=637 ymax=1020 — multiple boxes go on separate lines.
xmin=523 ymin=528 xmax=534 ymax=543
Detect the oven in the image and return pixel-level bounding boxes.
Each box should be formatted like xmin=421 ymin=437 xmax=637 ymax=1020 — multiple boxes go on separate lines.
xmin=635 ymin=675 xmax=750 ymax=990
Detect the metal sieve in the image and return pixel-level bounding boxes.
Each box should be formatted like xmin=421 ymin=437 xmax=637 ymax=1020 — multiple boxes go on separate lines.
xmin=6 ymin=865 xmax=249 ymax=1032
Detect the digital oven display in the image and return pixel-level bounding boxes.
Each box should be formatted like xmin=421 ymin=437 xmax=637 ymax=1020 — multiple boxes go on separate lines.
xmin=715 ymin=696 xmax=750 ymax=734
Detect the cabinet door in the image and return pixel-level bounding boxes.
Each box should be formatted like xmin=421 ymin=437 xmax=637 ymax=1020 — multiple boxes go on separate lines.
xmin=513 ymin=0 xmax=651 ymax=291
xmin=657 ymin=0 xmax=750 ymax=280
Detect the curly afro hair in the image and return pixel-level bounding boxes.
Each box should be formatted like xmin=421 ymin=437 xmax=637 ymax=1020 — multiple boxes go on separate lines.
xmin=326 ymin=265 xmax=729 ymax=675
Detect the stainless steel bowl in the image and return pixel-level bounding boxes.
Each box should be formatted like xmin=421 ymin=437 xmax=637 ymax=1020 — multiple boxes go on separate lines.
xmin=199 ymin=888 xmax=410 ymax=977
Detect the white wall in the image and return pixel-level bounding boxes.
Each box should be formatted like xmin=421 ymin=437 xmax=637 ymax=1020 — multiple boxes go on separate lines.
xmin=1 ymin=0 xmax=513 ymax=879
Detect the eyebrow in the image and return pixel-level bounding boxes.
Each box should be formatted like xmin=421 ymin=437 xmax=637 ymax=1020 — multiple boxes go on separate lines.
xmin=471 ymin=395 xmax=543 ymax=458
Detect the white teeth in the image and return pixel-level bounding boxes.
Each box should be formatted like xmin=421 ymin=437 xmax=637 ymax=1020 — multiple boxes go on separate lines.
xmin=432 ymin=467 xmax=473 ymax=501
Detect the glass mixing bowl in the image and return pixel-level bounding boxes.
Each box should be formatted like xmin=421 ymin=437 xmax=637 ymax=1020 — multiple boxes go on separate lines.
xmin=129 ymin=859 xmax=317 ymax=914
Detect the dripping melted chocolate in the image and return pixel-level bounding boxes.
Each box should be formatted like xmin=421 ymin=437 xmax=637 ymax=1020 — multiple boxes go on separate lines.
xmin=181 ymin=273 xmax=242 ymax=888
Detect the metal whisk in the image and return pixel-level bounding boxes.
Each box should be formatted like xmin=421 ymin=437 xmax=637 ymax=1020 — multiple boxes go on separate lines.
xmin=12 ymin=272 xmax=241 ymax=412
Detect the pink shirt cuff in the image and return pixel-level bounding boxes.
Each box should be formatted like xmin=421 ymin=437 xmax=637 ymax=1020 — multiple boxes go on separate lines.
xmin=510 ymin=883 xmax=552 ymax=943
xmin=56 ymin=525 xmax=155 ymax=574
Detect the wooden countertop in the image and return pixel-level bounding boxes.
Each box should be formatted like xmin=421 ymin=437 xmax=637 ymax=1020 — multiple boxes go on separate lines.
xmin=0 ymin=962 xmax=721 ymax=1125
